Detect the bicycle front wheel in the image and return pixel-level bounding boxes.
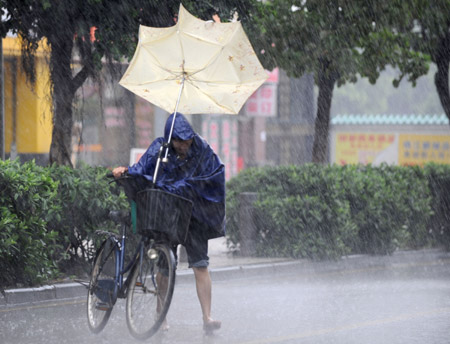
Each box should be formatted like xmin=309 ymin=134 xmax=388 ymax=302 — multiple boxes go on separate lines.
xmin=126 ymin=244 xmax=176 ymax=340
xmin=87 ymin=239 xmax=117 ymax=333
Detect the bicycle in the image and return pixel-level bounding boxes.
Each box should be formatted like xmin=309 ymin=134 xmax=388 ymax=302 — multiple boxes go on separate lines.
xmin=86 ymin=174 xmax=192 ymax=340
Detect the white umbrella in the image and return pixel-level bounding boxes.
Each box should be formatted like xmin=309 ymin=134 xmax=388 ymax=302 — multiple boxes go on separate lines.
xmin=119 ymin=4 xmax=268 ymax=116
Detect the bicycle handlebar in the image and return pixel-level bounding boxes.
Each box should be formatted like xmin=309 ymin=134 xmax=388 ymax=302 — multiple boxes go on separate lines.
xmin=107 ymin=172 xmax=135 ymax=183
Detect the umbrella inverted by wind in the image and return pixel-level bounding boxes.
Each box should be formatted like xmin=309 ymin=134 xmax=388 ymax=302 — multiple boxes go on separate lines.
xmin=119 ymin=4 xmax=268 ymax=115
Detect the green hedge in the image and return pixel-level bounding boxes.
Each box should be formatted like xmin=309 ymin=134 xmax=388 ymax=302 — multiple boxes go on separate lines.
xmin=0 ymin=160 xmax=60 ymax=287
xmin=424 ymin=163 xmax=450 ymax=249
xmin=2 ymin=160 xmax=449 ymax=287
xmin=46 ymin=164 xmax=128 ymax=272
xmin=336 ymin=164 xmax=432 ymax=254
xmin=226 ymin=163 xmax=447 ymax=260
xmin=0 ymin=159 xmax=127 ymax=288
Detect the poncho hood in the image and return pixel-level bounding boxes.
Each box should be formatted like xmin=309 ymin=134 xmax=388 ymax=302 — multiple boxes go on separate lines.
xmin=164 ymin=113 xmax=195 ymax=141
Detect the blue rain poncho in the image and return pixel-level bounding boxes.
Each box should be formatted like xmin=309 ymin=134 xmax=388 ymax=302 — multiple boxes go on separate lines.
xmin=128 ymin=113 xmax=225 ymax=239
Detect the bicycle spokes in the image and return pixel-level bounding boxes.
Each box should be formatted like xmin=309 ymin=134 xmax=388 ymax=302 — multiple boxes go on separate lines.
xmin=126 ymin=244 xmax=176 ymax=340
xmin=87 ymin=243 xmax=116 ymax=333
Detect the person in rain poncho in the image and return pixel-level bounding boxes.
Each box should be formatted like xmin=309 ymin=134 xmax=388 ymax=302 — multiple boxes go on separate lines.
xmin=113 ymin=113 xmax=224 ymax=333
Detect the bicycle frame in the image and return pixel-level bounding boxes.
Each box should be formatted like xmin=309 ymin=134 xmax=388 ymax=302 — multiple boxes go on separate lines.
xmin=107 ymin=221 xmax=146 ymax=301
xmin=97 ymin=175 xmax=145 ymax=303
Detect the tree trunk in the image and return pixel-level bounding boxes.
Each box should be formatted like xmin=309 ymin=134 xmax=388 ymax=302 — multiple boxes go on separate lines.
xmin=49 ymin=35 xmax=76 ymax=166
xmin=48 ymin=34 xmax=91 ymax=166
xmin=50 ymin=90 xmax=74 ymax=166
xmin=312 ymin=60 xmax=337 ymax=164
xmin=434 ymin=33 xmax=450 ymax=122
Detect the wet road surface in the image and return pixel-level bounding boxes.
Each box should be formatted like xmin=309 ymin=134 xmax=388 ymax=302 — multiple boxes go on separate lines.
xmin=1 ymin=252 xmax=450 ymax=344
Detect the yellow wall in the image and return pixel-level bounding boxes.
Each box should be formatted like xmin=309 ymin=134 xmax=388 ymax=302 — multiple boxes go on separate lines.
xmin=4 ymin=58 xmax=13 ymax=152
xmin=3 ymin=37 xmax=52 ymax=154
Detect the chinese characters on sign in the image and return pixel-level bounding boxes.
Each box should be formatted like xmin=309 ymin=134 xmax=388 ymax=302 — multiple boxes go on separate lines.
xmin=399 ymin=134 xmax=450 ymax=165
xmin=245 ymin=83 xmax=277 ymax=117
xmin=335 ymin=132 xmax=450 ymax=165
xmin=201 ymin=117 xmax=238 ymax=181
xmin=245 ymin=68 xmax=278 ymax=117
xmin=203 ymin=120 xmax=219 ymax=153
xmin=335 ymin=133 xmax=396 ymax=165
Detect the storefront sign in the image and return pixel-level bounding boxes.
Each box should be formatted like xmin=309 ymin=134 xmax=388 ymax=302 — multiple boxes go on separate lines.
xmin=335 ymin=133 xmax=396 ymax=165
xmin=399 ymin=134 xmax=450 ymax=165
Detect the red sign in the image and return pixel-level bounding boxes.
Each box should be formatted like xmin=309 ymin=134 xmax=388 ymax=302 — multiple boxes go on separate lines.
xmin=266 ymin=68 xmax=279 ymax=83
xmin=245 ymin=83 xmax=277 ymax=117
xmin=201 ymin=117 xmax=239 ymax=181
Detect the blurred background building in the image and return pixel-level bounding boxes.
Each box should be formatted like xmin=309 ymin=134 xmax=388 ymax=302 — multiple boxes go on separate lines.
xmin=2 ymin=36 xmax=450 ymax=179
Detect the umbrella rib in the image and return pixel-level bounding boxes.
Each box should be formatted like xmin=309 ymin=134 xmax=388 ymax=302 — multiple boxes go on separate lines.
xmin=141 ymin=45 xmax=183 ymax=79
xmin=186 ymin=80 xmax=235 ymax=113
xmin=186 ymin=48 xmax=223 ymax=78
xmin=177 ymin=29 xmax=187 ymax=75
xmin=176 ymin=31 xmax=226 ymax=78
xmin=187 ymin=77 xmax=265 ymax=86
xmin=140 ymin=29 xmax=186 ymax=81
xmin=181 ymin=24 xmax=240 ymax=78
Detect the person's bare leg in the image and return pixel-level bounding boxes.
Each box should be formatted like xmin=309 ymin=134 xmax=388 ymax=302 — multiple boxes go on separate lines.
xmin=193 ymin=267 xmax=221 ymax=332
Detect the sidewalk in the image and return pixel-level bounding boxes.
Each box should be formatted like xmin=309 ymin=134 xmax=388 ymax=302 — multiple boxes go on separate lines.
xmin=0 ymin=237 xmax=293 ymax=306
xmin=2 ymin=238 xmax=449 ymax=306
xmin=178 ymin=236 xmax=291 ymax=271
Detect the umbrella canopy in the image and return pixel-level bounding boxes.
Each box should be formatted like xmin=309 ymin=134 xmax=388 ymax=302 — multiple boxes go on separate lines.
xmin=119 ymin=4 xmax=268 ymax=115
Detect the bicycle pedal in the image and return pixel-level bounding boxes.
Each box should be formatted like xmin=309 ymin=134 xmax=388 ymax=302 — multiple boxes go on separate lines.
xmin=135 ymin=282 xmax=143 ymax=287
xmin=96 ymin=302 xmax=112 ymax=311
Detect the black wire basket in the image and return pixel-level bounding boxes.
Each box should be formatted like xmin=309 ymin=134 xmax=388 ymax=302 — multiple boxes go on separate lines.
xmin=135 ymin=189 xmax=193 ymax=245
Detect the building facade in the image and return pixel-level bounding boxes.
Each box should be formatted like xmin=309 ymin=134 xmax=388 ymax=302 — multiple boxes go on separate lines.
xmin=330 ymin=114 xmax=450 ymax=165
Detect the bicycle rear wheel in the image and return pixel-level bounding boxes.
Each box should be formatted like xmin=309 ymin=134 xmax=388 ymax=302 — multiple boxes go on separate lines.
xmin=87 ymin=239 xmax=117 ymax=333
xmin=126 ymin=243 xmax=176 ymax=340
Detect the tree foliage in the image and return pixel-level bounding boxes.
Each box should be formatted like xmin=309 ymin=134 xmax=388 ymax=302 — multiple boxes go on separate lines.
xmin=331 ymin=66 xmax=442 ymax=116
xmin=253 ymin=1 xmax=431 ymax=163
xmin=0 ymin=0 xmax=257 ymax=165
xmin=375 ymin=1 xmax=450 ymax=121
xmin=336 ymin=0 xmax=450 ymax=126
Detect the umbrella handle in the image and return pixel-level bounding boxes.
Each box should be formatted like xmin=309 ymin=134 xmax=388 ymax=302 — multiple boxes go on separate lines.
xmin=152 ymin=142 xmax=169 ymax=185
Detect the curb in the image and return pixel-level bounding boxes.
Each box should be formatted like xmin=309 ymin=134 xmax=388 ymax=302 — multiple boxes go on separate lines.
xmin=2 ymin=249 xmax=449 ymax=306
xmin=4 ymin=285 xmax=58 ymax=305
xmin=1 ymin=260 xmax=302 ymax=306
xmin=177 ymin=260 xmax=305 ymax=283
xmin=2 ymin=282 xmax=88 ymax=306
